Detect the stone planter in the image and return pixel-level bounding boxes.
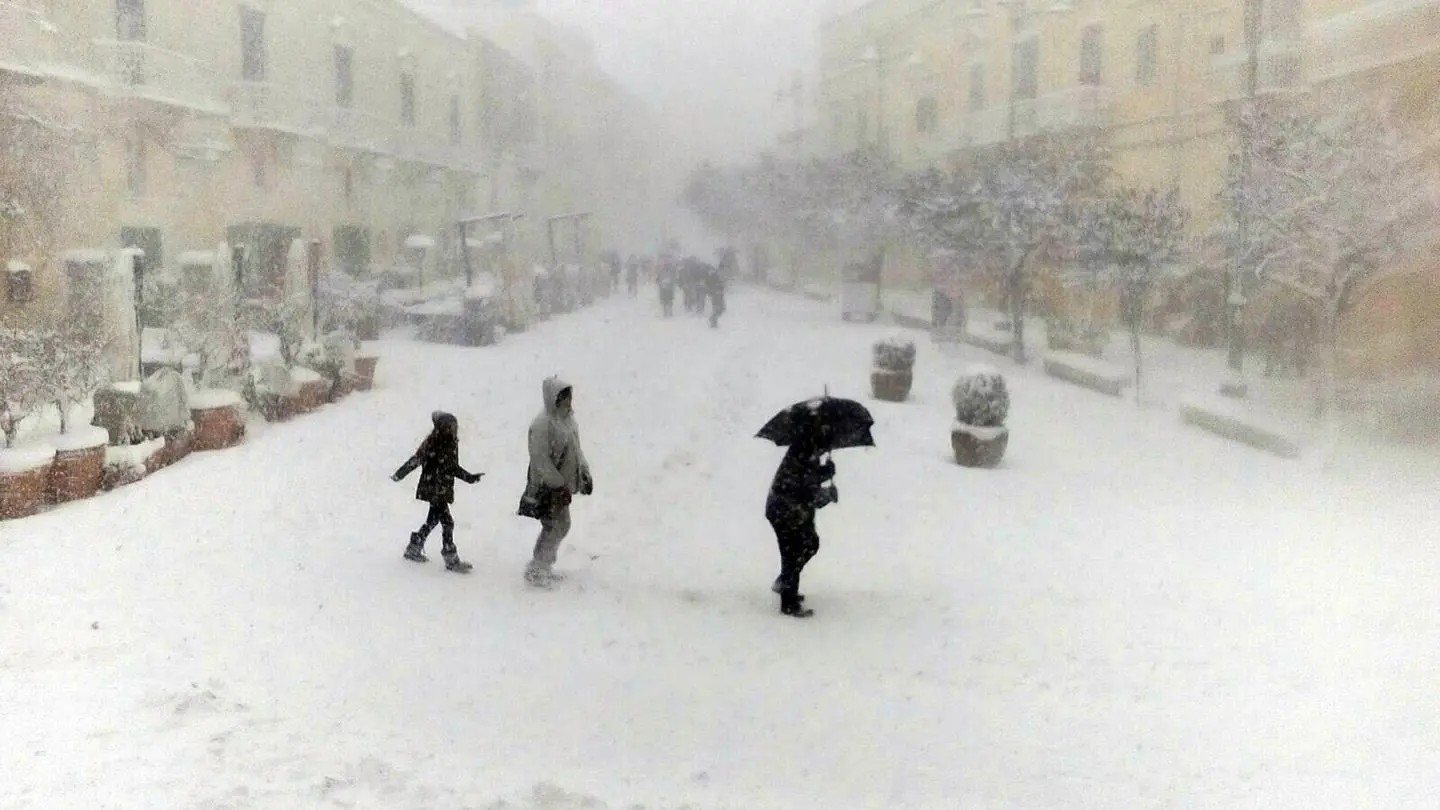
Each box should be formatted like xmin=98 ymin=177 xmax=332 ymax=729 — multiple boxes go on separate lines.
xmin=297 ymin=379 xmax=328 ymax=412
xmin=101 ymin=462 xmax=146 ymax=491
xmin=1 ymin=447 xmax=56 ymax=520
xmin=48 ymin=427 xmax=110 ymax=504
xmin=354 ymin=356 xmax=379 ymax=391
xmin=146 ymin=427 xmax=194 ymax=473
xmin=951 ymin=423 xmax=1009 ymax=469
xmin=190 ymin=390 xmax=246 ymax=452
xmin=870 ymin=368 xmax=914 ymax=402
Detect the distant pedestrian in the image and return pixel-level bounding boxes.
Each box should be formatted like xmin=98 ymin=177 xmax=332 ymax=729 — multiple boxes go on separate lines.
xmin=392 ymin=411 xmax=483 ymax=573
xmin=705 ymin=262 xmax=726 ymax=328
xmin=657 ymin=256 xmax=677 ymax=317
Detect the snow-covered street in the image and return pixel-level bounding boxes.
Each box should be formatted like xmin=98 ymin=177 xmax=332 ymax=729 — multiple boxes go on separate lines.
xmin=3 ymin=287 xmax=1437 ymax=809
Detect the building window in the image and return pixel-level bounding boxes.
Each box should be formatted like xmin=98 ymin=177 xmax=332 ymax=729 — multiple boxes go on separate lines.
xmin=1080 ymin=24 xmax=1103 ymax=86
xmin=335 ymin=45 xmax=354 ymax=108
xmin=6 ymin=262 xmax=34 ymax=304
xmin=252 ymin=151 xmax=267 ymax=190
xmin=400 ymin=72 xmax=416 ymax=126
xmin=1209 ymin=34 xmax=1226 ymax=55
xmin=1135 ymin=24 xmax=1158 ymax=85
xmin=240 ymin=6 xmax=266 ymax=82
xmin=449 ymin=95 xmax=461 ymax=145
xmin=116 ymin=0 xmax=146 ymax=41
xmin=968 ymin=63 xmax=986 ymax=110
xmin=1012 ymin=39 xmax=1038 ymax=100
xmin=915 ymin=96 xmax=938 ymax=134
xmin=126 ymin=130 xmax=146 ymax=197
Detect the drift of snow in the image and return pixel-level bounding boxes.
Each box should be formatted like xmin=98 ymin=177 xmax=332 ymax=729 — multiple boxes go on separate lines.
xmin=0 ymin=445 xmax=55 ymax=473
xmin=188 ymin=389 xmax=243 ymax=410
xmin=52 ymin=425 xmax=108 ymax=452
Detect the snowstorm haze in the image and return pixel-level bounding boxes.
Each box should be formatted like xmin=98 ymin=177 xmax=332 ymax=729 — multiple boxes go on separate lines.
xmin=534 ymin=0 xmax=827 ymax=161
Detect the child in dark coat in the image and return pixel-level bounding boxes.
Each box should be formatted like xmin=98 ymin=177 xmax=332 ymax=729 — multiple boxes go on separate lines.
xmin=392 ymin=411 xmax=482 ymax=572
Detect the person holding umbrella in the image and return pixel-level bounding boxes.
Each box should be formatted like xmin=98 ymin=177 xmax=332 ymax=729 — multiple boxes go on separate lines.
xmin=757 ymin=395 xmax=875 ymax=618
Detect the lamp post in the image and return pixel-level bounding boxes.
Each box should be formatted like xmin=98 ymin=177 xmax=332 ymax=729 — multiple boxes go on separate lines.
xmin=131 ymin=251 xmax=144 ymax=380
xmin=858 ymin=43 xmax=888 ymax=317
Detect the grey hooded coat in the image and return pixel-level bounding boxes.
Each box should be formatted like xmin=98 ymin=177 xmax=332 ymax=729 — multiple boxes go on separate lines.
xmin=527 ymin=376 xmax=590 ymax=496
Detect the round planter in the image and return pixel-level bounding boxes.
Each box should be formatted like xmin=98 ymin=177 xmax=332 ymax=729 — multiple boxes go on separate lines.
xmin=951 ymin=423 xmax=1009 ymax=469
xmin=354 ymin=356 xmax=379 ymax=391
xmin=294 ymin=379 xmax=327 ymax=412
xmin=871 ymin=368 xmax=914 ymax=402
xmin=1 ymin=447 xmax=56 ymax=519
xmin=190 ymin=390 xmax=246 ymax=452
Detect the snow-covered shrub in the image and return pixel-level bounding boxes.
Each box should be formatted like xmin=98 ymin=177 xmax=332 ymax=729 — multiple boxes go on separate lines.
xmin=872 ymin=336 xmax=916 ymax=371
xmin=318 ymin=270 xmax=381 ymax=338
xmin=0 ymin=327 xmax=44 ymax=447
xmin=951 ymin=364 xmax=1009 ymax=427
xmin=34 ymin=323 xmax=107 ymax=433
xmin=296 ymin=340 xmax=328 ymax=371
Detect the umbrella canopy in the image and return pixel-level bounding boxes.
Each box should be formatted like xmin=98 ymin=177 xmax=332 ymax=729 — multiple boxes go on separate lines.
xmin=757 ymin=396 xmax=876 ymax=452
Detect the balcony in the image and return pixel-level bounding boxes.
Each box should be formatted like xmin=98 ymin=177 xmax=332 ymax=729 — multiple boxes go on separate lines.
xmin=229 ymin=81 xmax=324 ymax=137
xmin=1309 ymin=0 xmax=1440 ymax=82
xmin=0 ymin=2 xmax=62 ymax=82
xmin=1012 ymin=85 xmax=1111 ymax=137
xmin=329 ymin=106 xmax=396 ymax=154
xmin=1210 ymin=41 xmax=1306 ymax=101
xmin=90 ymin=39 xmax=225 ymax=114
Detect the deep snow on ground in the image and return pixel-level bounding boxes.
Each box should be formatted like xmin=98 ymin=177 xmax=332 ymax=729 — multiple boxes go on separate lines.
xmin=2 ymin=288 xmax=1438 ymax=809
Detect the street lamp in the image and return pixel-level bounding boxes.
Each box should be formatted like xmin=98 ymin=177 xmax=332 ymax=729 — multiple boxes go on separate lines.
xmin=1225 ymin=0 xmax=1265 ymax=392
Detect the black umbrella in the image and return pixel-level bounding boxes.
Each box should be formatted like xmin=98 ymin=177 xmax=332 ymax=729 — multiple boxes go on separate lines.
xmin=756 ymin=395 xmax=875 ymax=451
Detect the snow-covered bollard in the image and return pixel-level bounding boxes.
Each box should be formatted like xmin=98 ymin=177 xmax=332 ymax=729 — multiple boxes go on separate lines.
xmin=871 ymin=336 xmax=916 ymax=403
xmin=48 ymin=425 xmax=109 ymax=504
xmin=951 ymin=364 xmax=1010 ymax=468
xmin=189 ymin=389 xmax=245 ymax=452
xmin=0 ymin=445 xmax=56 ymax=519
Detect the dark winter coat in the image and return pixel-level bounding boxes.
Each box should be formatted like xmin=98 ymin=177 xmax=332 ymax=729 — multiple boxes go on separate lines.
xmin=766 ymin=441 xmax=835 ymax=517
xmin=394 ymin=411 xmax=480 ymax=504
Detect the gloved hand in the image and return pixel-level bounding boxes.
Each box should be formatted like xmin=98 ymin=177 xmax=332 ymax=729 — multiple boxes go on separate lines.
xmin=467 ymin=472 xmax=484 ymax=484
xmin=818 ymin=459 xmax=836 ymax=479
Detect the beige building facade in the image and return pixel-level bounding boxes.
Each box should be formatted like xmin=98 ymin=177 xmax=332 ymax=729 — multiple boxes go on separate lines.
xmin=1 ymin=0 xmax=660 ymax=330
xmin=811 ymin=0 xmax=1440 ymax=374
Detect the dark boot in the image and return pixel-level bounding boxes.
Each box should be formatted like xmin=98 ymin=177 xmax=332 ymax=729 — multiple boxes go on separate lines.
xmin=404 ymin=532 xmax=428 ymax=563
xmin=780 ymin=591 xmax=813 ymax=618
xmin=441 ymin=528 xmax=470 ymax=573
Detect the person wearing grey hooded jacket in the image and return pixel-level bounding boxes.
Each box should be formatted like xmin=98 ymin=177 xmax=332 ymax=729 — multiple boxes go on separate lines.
xmin=522 ymin=376 xmax=592 ymax=586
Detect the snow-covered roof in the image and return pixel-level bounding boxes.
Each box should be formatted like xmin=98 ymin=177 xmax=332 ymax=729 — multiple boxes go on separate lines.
xmin=61 ymin=248 xmax=109 ymax=265
xmin=177 ymin=251 xmax=216 ymax=267
xmin=404 ymin=235 xmax=436 ymax=249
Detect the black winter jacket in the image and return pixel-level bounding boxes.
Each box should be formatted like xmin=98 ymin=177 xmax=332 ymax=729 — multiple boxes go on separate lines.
xmin=766 ymin=443 xmax=835 ymax=514
xmin=394 ymin=413 xmax=480 ymax=504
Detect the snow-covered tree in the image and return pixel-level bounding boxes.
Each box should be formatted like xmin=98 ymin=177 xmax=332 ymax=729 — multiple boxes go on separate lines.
xmin=34 ymin=323 xmax=108 ymax=434
xmin=904 ymin=133 xmax=1111 ymax=363
xmin=1220 ymin=104 xmax=1438 ymax=416
xmin=1084 ymin=188 xmax=1188 ymax=402
xmin=0 ymin=327 xmax=45 ymax=448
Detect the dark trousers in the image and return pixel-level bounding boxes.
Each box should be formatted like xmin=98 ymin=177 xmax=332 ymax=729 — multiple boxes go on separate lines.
xmin=767 ymin=502 xmax=820 ymax=599
xmin=709 ymin=292 xmax=726 ymax=327
xmin=932 ymin=290 xmax=953 ymax=329
xmin=660 ymin=288 xmax=674 ymax=316
xmin=412 ymin=501 xmax=456 ymax=557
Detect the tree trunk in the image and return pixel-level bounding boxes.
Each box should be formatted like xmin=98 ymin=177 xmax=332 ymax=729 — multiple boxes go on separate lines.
xmin=1131 ymin=321 xmax=1143 ymax=405
xmin=56 ymin=399 xmax=68 ymax=433
xmin=1008 ymin=267 xmax=1026 ymax=365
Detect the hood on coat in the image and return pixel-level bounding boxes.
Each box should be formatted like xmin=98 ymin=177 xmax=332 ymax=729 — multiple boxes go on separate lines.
xmin=431 ymin=410 xmax=458 ymax=436
xmin=541 ymin=376 xmax=573 ymax=416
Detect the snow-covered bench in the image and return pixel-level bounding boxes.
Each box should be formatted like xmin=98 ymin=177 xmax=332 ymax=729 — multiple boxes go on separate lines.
xmin=1179 ymin=396 xmax=1301 ymax=459
xmin=1043 ymin=351 xmax=1131 ymax=398
xmin=964 ymin=327 xmax=1013 ymax=357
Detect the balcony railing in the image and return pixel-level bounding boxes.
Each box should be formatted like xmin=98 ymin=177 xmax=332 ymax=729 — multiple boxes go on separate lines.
xmin=229 ymin=81 xmax=325 ymax=136
xmin=90 ymin=39 xmax=225 ymax=113
xmin=1209 ymin=40 xmax=1306 ymax=101
xmin=1309 ymin=0 xmax=1440 ymax=82
xmin=329 ymin=106 xmax=396 ymax=154
xmin=0 ymin=2 xmax=61 ymax=81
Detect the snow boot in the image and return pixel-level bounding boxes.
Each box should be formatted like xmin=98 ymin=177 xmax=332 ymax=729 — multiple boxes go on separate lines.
xmin=524 ymin=563 xmax=564 ymax=588
xmin=444 ymin=556 xmax=473 ymax=574
xmin=772 ymin=576 xmax=805 ymax=602
xmin=404 ymin=533 xmax=428 ymax=563
xmin=780 ymin=593 xmax=813 ymax=618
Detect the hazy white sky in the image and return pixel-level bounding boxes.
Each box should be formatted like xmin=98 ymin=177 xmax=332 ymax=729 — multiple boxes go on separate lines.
xmin=532 ymin=0 xmax=829 ymax=162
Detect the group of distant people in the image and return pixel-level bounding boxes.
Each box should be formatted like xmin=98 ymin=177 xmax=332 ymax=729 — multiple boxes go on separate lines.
xmin=635 ymin=246 xmax=735 ymax=328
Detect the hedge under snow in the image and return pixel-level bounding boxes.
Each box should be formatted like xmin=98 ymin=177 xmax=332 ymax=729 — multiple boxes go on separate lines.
xmin=952 ymin=364 xmax=1009 ymax=427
